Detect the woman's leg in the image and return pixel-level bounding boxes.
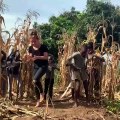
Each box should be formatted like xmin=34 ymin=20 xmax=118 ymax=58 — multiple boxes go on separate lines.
xmin=34 ymin=80 xmax=43 ymax=100
xmin=33 ymin=66 xmax=47 ymax=105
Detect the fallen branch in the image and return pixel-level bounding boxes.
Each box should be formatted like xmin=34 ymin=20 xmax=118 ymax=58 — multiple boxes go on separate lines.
xmin=60 ymin=82 xmax=72 ymax=99
xmin=0 ymin=103 xmax=43 ymax=119
xmin=93 ymin=110 xmax=106 ymax=120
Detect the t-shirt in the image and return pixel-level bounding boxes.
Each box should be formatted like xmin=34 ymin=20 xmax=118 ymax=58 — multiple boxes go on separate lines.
xmin=28 ymin=45 xmax=48 ymax=67
xmin=68 ymin=52 xmax=86 ymax=70
xmin=67 ymin=52 xmax=88 ymax=81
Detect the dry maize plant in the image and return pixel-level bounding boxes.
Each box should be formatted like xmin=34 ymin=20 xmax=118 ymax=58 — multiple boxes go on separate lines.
xmin=85 ymin=26 xmax=103 ymax=99
xmin=0 ymin=30 xmax=12 ymax=97
xmin=97 ymin=19 xmax=120 ymax=100
xmin=0 ymin=0 xmax=7 ymax=96
xmin=104 ymin=42 xmax=120 ymax=100
xmin=0 ymin=10 xmax=40 ymax=97
xmin=17 ymin=10 xmax=40 ymax=97
xmin=58 ymin=32 xmax=77 ymax=88
xmin=83 ymin=25 xmax=98 ymax=49
xmin=107 ymin=21 xmax=120 ymax=100
xmin=84 ymin=21 xmax=120 ymax=100
xmin=101 ymin=26 xmax=120 ymax=100
xmin=80 ymin=26 xmax=96 ymax=49
xmin=2 ymin=30 xmax=11 ymax=53
xmin=0 ymin=15 xmax=6 ymax=96
xmin=86 ymin=26 xmax=96 ymax=43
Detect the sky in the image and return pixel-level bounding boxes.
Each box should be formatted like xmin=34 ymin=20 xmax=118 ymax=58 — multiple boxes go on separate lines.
xmin=1 ymin=0 xmax=120 ymax=32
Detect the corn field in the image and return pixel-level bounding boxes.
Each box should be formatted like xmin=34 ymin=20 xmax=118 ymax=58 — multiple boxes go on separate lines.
xmin=58 ymin=22 xmax=120 ymax=101
xmin=0 ymin=10 xmax=40 ymax=98
xmin=0 ymin=10 xmax=120 ymax=102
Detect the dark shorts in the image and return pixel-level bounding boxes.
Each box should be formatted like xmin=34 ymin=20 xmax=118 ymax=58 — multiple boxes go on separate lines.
xmin=7 ymin=66 xmax=20 ymax=75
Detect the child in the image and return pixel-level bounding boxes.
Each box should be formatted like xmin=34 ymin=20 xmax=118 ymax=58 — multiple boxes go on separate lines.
xmin=7 ymin=49 xmax=22 ymax=100
xmin=44 ymin=55 xmax=59 ymax=101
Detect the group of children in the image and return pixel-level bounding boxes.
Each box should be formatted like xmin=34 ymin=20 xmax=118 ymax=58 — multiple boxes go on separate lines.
xmin=66 ymin=42 xmax=104 ymax=107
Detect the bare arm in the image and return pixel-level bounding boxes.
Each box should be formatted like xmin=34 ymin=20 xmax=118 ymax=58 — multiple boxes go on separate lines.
xmin=66 ymin=52 xmax=78 ymax=66
xmin=67 ymin=52 xmax=78 ymax=61
xmin=33 ymin=52 xmax=48 ymax=60
xmin=68 ymin=57 xmax=81 ymax=70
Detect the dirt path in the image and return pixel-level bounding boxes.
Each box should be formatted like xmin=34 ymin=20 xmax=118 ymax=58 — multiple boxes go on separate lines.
xmin=12 ymin=98 xmax=119 ymax=120
xmin=0 ymin=90 xmax=119 ymax=120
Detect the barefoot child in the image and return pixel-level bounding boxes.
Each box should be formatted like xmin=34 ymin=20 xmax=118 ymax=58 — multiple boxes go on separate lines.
xmin=44 ymin=55 xmax=59 ymax=102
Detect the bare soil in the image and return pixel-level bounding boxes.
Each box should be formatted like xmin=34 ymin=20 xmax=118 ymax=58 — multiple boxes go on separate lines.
xmin=12 ymin=98 xmax=119 ymax=120
xmin=0 ymin=92 xmax=119 ymax=120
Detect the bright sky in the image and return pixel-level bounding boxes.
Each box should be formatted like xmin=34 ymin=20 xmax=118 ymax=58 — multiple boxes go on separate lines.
xmin=2 ymin=0 xmax=120 ymax=31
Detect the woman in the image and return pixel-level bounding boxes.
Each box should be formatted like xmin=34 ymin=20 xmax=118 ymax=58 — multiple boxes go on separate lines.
xmin=27 ymin=31 xmax=48 ymax=107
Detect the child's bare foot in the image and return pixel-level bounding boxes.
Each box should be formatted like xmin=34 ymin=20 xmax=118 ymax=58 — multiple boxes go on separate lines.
xmin=35 ymin=101 xmax=41 ymax=107
xmin=73 ymin=102 xmax=78 ymax=107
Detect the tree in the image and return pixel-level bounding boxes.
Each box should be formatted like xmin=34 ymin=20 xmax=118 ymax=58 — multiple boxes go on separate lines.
xmin=43 ymin=38 xmax=58 ymax=60
xmin=33 ymin=1 xmax=120 ymax=58
xmin=37 ymin=23 xmax=51 ymax=40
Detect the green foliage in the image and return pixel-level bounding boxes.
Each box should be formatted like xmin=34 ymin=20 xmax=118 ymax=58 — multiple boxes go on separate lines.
xmin=43 ymin=38 xmax=58 ymax=60
xmin=105 ymin=100 xmax=120 ymax=113
xmin=54 ymin=70 xmax=61 ymax=87
xmin=37 ymin=23 xmax=51 ymax=40
xmin=33 ymin=0 xmax=120 ymax=58
xmin=87 ymin=0 xmax=115 ymax=17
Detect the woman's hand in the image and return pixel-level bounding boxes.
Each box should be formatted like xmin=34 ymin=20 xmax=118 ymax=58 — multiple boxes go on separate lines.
xmin=32 ymin=53 xmax=48 ymax=61
xmin=23 ymin=54 xmax=33 ymax=62
xmin=31 ymin=55 xmax=39 ymax=61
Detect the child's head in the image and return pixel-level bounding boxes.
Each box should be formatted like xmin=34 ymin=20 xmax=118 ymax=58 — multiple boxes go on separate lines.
xmin=48 ymin=55 xmax=54 ymax=64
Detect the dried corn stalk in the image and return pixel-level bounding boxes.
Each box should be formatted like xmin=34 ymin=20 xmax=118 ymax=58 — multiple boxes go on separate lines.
xmin=58 ymin=33 xmax=76 ymax=88
xmin=102 ymin=42 xmax=120 ymax=100
xmin=0 ymin=10 xmax=40 ymax=97
xmin=87 ymin=26 xmax=96 ymax=43
xmin=0 ymin=14 xmax=5 ymax=96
